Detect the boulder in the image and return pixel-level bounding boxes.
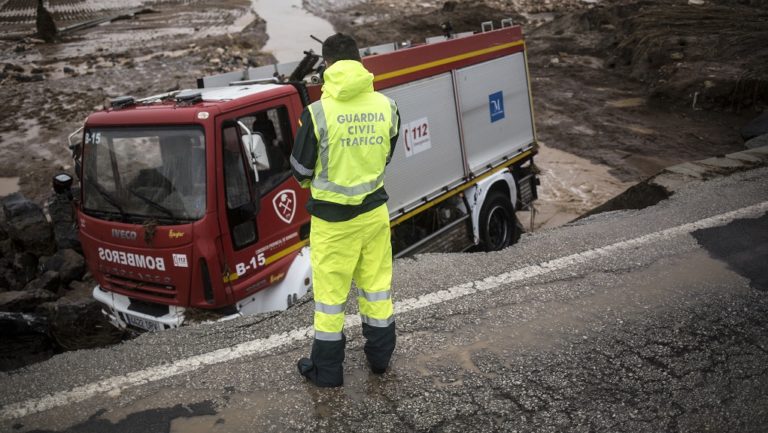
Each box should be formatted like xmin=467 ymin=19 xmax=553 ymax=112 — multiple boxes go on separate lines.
xmin=745 ymin=133 xmax=768 ymax=149
xmin=1 ymin=193 xmax=55 ymax=256
xmin=740 ymin=111 xmax=768 ymax=141
xmin=24 ymin=270 xmax=61 ymax=293
xmin=0 ymin=211 xmax=7 ymax=241
xmin=13 ymin=252 xmax=39 ymax=285
xmin=0 ymin=239 xmax=12 ymax=261
xmin=0 ymin=260 xmax=22 ymax=292
xmin=67 ymin=278 xmax=96 ymax=298
xmin=40 ymin=249 xmax=85 ymax=284
xmin=42 ymin=297 xmax=124 ymax=350
xmin=0 ymin=312 xmax=54 ymax=372
xmin=0 ymin=311 xmax=48 ymax=334
xmin=0 ymin=290 xmax=57 ymax=312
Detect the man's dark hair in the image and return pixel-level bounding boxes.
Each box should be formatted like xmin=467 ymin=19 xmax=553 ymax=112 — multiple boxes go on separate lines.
xmin=322 ymin=33 xmax=361 ymax=63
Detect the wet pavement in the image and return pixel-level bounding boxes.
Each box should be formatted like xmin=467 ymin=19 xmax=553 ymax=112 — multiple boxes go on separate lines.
xmin=1 ymin=165 xmax=766 ymax=432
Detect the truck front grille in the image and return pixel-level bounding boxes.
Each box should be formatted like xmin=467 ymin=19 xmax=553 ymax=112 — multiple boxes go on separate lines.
xmin=104 ymin=274 xmax=177 ymax=300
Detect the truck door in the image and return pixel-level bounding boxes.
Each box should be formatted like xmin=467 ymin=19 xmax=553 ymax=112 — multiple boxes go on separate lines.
xmin=216 ymin=100 xmax=309 ymax=302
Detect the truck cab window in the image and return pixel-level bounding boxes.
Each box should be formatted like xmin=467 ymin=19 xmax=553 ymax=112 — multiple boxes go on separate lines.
xmin=222 ymin=124 xmax=258 ymax=249
xmin=82 ymin=127 xmax=206 ymax=223
xmin=238 ymin=106 xmax=293 ymax=193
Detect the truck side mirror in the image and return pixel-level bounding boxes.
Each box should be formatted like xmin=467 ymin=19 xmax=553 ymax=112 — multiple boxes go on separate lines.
xmin=242 ymin=132 xmax=271 ymax=171
xmin=234 ymin=121 xmax=262 ymax=216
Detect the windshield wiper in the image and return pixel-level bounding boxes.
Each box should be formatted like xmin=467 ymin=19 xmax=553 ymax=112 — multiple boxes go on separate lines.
xmin=84 ymin=177 xmax=126 ymax=221
xmin=127 ymin=187 xmax=179 ymax=224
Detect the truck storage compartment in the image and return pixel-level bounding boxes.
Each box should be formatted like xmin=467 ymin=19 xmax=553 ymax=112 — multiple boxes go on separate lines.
xmin=382 ymin=72 xmax=466 ymax=216
xmin=455 ymin=52 xmax=535 ymax=173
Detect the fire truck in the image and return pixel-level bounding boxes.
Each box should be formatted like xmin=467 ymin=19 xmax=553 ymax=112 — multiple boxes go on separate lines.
xmin=59 ymin=22 xmax=539 ymax=331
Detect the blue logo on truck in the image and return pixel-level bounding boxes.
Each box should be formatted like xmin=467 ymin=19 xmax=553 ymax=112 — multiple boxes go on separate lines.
xmin=489 ymin=91 xmax=505 ymax=123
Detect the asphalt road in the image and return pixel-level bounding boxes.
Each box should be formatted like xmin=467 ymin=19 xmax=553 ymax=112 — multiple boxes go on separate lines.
xmin=1 ymin=167 xmax=767 ymax=433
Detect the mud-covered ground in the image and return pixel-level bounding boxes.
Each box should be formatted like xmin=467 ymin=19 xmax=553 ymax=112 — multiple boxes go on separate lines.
xmin=0 ymin=0 xmax=272 ymax=201
xmin=2 ymin=0 xmax=766 ymax=213
xmin=308 ymin=0 xmax=768 ymax=226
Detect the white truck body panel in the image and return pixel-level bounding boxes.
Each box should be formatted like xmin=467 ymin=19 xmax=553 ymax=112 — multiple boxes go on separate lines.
xmin=456 ymin=52 xmax=535 ymax=173
xmin=381 ymin=72 xmax=466 ymax=216
xmin=382 ymin=52 xmax=535 ymax=217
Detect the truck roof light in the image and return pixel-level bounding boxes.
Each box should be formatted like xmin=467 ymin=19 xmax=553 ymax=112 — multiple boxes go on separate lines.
xmin=175 ymin=90 xmax=203 ymax=104
xmin=110 ymin=96 xmax=136 ymax=109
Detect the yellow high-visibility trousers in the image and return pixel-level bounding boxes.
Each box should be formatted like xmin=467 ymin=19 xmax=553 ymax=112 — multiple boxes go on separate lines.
xmin=301 ymin=204 xmax=396 ymax=386
xmin=310 ymin=204 xmax=394 ymax=341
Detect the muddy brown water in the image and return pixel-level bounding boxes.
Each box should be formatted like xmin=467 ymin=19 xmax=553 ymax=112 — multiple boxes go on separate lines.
xmin=0 ymin=177 xmax=20 ymax=196
xmin=252 ymin=0 xmax=334 ymax=62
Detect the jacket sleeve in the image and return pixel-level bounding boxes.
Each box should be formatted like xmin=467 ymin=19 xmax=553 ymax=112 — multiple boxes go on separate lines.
xmin=388 ymin=107 xmax=400 ymax=165
xmin=291 ymin=108 xmax=317 ymax=189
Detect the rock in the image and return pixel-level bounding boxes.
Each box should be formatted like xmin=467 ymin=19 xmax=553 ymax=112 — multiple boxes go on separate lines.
xmin=0 ymin=311 xmax=54 ymax=372
xmin=670 ymin=52 xmax=684 ymax=60
xmin=3 ymin=63 xmax=23 ymax=73
xmin=14 ymin=73 xmax=45 ymax=82
xmin=0 ymin=257 xmax=19 ymax=290
xmin=209 ymin=58 xmax=221 ymax=65
xmin=24 ymin=270 xmax=61 ymax=293
xmin=745 ymin=133 xmax=768 ymax=149
xmin=13 ymin=252 xmax=38 ymax=285
xmin=40 ymin=249 xmax=85 ymax=284
xmin=44 ymin=297 xmax=124 ymax=350
xmin=0 ymin=311 xmax=48 ymax=334
xmin=741 ymin=111 xmax=768 ymax=141
xmin=0 ymin=239 xmax=13 ymax=260
xmin=67 ymin=278 xmax=95 ymax=298
xmin=1 ymin=193 xmax=55 ymax=256
xmin=215 ymin=47 xmax=226 ymax=55
xmin=48 ymin=193 xmax=80 ymax=251
xmin=0 ymin=290 xmax=57 ymax=312
xmin=63 ymin=66 xmax=75 ymax=74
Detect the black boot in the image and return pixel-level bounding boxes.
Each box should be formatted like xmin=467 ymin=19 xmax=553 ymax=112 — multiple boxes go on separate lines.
xmin=362 ymin=322 xmax=396 ymax=374
xmin=297 ymin=335 xmax=346 ymax=387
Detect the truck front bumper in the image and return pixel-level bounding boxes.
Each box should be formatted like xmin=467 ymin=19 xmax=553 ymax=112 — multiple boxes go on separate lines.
xmin=93 ymin=286 xmax=185 ymax=331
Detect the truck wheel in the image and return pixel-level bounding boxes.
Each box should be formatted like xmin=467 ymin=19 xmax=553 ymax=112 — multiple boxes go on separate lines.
xmin=479 ymin=191 xmax=521 ymax=251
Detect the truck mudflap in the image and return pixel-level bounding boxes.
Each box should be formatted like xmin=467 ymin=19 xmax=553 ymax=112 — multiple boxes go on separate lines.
xmin=93 ymin=286 xmax=185 ymax=331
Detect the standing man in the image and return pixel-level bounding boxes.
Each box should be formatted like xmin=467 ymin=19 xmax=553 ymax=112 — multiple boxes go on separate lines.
xmin=291 ymin=33 xmax=400 ymax=387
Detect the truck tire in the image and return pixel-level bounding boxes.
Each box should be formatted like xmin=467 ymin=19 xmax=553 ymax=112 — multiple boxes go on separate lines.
xmin=479 ymin=191 xmax=522 ymax=251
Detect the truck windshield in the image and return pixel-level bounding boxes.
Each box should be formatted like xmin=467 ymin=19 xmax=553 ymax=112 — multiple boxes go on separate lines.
xmin=82 ymin=126 xmax=206 ymax=223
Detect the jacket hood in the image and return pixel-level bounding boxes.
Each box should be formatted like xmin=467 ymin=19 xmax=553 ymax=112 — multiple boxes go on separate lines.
xmin=321 ymin=60 xmax=374 ymax=101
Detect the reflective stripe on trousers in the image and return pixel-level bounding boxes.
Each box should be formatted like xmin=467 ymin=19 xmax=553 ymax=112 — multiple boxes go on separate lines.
xmin=311 ymin=204 xmax=394 ymax=341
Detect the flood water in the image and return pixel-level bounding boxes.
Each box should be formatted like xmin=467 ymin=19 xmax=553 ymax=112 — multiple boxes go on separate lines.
xmin=251 ymin=0 xmax=335 ymax=62
xmin=518 ymin=143 xmax=634 ymax=231
xmin=0 ymin=177 xmax=20 ymax=197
